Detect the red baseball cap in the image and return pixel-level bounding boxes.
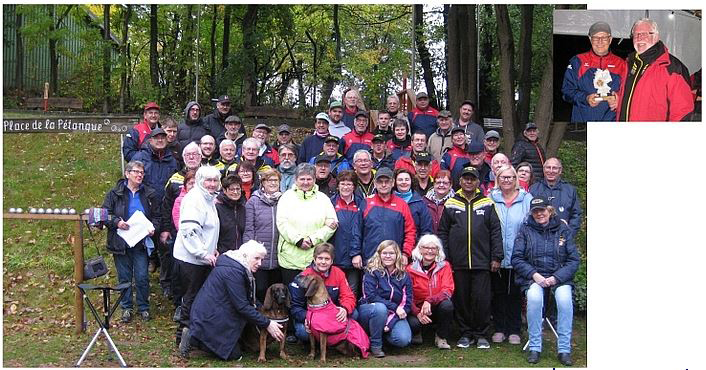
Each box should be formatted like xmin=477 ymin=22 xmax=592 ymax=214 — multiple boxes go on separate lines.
xmin=144 ymin=102 xmax=160 ymax=111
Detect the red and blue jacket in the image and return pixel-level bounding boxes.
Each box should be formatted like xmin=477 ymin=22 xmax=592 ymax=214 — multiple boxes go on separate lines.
xmin=440 ymin=145 xmax=471 ymax=188
xmin=341 ymin=130 xmax=374 ymax=161
xmin=123 ymin=119 xmax=158 ymax=161
xmin=408 ymin=106 xmax=439 ymax=138
xmin=561 ymin=51 xmax=626 ymax=122
xmin=361 ymin=193 xmax=416 ymax=264
xmin=386 ymin=139 xmax=413 ymax=161
xmin=289 ymin=265 xmax=357 ymax=323
xmin=308 ymin=152 xmax=351 ymax=176
xmin=330 ymin=193 xmax=366 ymax=269
xmin=406 ymin=259 xmax=455 ymax=315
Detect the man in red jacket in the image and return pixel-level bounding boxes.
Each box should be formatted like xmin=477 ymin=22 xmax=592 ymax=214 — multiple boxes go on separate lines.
xmin=617 ymin=18 xmax=694 ymax=121
xmin=123 ymin=101 xmax=161 ymax=161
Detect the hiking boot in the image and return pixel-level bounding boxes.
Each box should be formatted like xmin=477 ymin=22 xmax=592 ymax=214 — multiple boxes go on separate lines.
xmin=286 ymin=335 xmax=298 ymax=344
xmin=476 ymin=337 xmax=490 ymax=349
xmin=370 ymin=347 xmax=385 ymax=358
xmin=411 ymin=332 xmax=423 ymax=344
xmin=508 ymin=334 xmax=521 ymax=345
xmin=491 ymin=332 xmax=506 ymax=343
xmin=558 ymin=353 xmax=573 ymax=366
xmin=456 ymin=336 xmax=472 ymax=348
xmin=527 ymin=350 xmax=540 ymax=364
xmin=179 ymin=327 xmax=192 ymax=358
xmin=173 ymin=306 xmax=182 ymax=322
xmin=435 ymin=335 xmax=450 ymax=350
xmin=121 ymin=309 xmax=133 ymax=323
xmin=139 ymin=311 xmax=150 ymax=321
xmin=148 ymin=260 xmax=158 ymax=274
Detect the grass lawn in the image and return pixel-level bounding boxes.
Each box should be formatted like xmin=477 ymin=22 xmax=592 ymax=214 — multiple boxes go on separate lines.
xmin=3 ymin=130 xmax=587 ymax=367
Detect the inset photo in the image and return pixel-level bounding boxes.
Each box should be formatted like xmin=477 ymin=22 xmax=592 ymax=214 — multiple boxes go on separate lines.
xmin=553 ymin=9 xmax=701 ymax=122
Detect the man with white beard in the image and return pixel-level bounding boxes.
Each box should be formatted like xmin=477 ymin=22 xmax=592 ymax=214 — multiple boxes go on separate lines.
xmin=277 ymin=143 xmax=298 ymax=192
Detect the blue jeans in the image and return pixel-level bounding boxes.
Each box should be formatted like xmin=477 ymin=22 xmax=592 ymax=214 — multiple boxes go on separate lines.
xmin=526 ymin=283 xmax=573 ymax=353
xmin=358 ymin=303 xmax=411 ymax=349
xmin=113 ymin=245 xmax=150 ymax=312
xmin=294 ymin=308 xmax=359 ymax=342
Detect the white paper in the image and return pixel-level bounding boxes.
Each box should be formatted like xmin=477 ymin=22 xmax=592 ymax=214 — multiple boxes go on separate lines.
xmin=117 ymin=210 xmax=155 ymax=248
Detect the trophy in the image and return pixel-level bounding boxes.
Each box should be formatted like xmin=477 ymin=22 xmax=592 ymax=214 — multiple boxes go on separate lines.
xmin=593 ymin=69 xmax=612 ymax=102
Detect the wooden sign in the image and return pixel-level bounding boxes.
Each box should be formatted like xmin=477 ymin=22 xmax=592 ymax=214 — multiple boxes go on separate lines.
xmin=2 ymin=116 xmax=138 ymax=134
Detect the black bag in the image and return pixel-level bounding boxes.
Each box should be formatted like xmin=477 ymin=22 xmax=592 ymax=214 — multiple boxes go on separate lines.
xmin=83 ymin=215 xmax=109 ymax=280
xmin=84 ymin=256 xmax=108 ymax=279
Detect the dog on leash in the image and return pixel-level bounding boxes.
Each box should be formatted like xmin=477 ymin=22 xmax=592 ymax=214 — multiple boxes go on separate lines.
xmin=243 ymin=283 xmax=290 ymax=362
xmin=297 ymin=274 xmax=370 ymax=362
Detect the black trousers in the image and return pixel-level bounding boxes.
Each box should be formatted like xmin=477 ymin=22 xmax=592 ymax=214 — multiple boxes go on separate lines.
xmin=254 ymin=268 xmax=283 ymax=304
xmin=340 ymin=267 xmax=361 ymax=298
xmin=280 ymin=268 xmax=302 ymax=288
xmin=491 ymin=268 xmax=522 ymax=335
xmin=175 ymin=259 xmax=211 ymax=340
xmin=452 ymin=269 xmax=491 ymax=339
xmin=157 ymin=237 xmax=173 ymax=291
xmin=408 ymin=298 xmax=454 ymax=340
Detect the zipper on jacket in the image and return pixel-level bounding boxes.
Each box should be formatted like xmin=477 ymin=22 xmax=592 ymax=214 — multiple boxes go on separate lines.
xmin=467 ymin=198 xmax=473 ymax=269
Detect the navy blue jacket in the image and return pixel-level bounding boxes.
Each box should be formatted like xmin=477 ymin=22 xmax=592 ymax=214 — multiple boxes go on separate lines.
xmin=298 ymin=134 xmax=326 ymax=165
xmin=511 ymin=215 xmax=580 ymax=292
xmin=330 ymin=193 xmax=365 ymax=268
xmin=131 ymin=145 xmax=178 ymax=201
xmin=405 ymin=192 xmax=434 ymax=241
xmin=190 ymin=254 xmax=270 ymax=360
xmin=359 ymin=268 xmax=413 ymax=330
xmin=529 ymin=178 xmax=583 ymax=239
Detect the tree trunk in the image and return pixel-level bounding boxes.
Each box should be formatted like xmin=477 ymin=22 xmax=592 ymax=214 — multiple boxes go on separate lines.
xmin=103 ymin=4 xmax=111 ymax=113
xmin=150 ymin=5 xmax=159 ymax=92
xmin=48 ymin=5 xmax=58 ymax=94
xmin=242 ymin=5 xmax=259 ymax=107
xmin=318 ymin=4 xmax=340 ymax=108
xmin=210 ymin=5 xmax=218 ymax=95
xmin=414 ymin=4 xmax=437 ymax=108
xmin=495 ymin=4 xmax=518 ymax=152
xmin=119 ymin=4 xmax=131 ymax=113
xmin=516 ymin=5 xmax=534 ymax=127
xmin=305 ymin=30 xmax=318 ymax=108
xmin=222 ymin=5 xmax=231 ymax=71
xmin=447 ymin=5 xmax=476 ymax=115
xmin=15 ymin=10 xmax=23 ymax=91
xmin=442 ymin=5 xmax=449 ymax=109
xmin=534 ymin=43 xmax=564 ymax=158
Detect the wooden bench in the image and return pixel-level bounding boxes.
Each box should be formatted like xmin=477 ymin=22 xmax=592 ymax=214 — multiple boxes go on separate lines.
xmin=24 ymin=97 xmax=84 ymax=110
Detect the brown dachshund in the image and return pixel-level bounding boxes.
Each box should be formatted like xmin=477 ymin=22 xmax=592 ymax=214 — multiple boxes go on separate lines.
xmin=257 ymin=283 xmax=291 ymax=362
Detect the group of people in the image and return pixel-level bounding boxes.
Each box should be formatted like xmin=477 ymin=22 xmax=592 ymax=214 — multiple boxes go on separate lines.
xmin=102 ymin=89 xmax=582 ymax=365
xmin=562 ymin=17 xmax=699 ymax=122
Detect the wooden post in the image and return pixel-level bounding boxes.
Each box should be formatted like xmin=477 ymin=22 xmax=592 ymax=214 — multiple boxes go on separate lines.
xmin=73 ymin=218 xmax=84 ymax=333
xmin=3 ymin=213 xmax=86 ymax=333
xmin=43 ymin=82 xmax=49 ymax=112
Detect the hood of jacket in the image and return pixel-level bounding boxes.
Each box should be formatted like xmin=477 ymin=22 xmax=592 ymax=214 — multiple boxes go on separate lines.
xmin=184 ymin=101 xmax=203 ymax=125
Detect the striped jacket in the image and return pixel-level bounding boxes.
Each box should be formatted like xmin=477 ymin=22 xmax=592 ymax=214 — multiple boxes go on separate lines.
xmin=437 ymin=189 xmax=503 ymax=270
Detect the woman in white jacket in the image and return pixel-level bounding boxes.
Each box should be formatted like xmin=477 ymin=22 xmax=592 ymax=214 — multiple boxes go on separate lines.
xmin=173 ymin=165 xmax=221 ymax=345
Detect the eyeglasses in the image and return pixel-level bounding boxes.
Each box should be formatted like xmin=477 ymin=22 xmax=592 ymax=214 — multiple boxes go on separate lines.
xmin=184 ymin=153 xmax=200 ymax=158
xmin=339 ymin=183 xmax=355 ymax=188
xmin=381 ymin=252 xmax=396 ymax=256
xmin=435 ymin=180 xmax=451 ymax=185
xmin=225 ymin=187 xmax=242 ymax=193
xmin=421 ymin=246 xmax=438 ymax=251
xmin=354 ymin=158 xmax=371 ymax=163
xmin=263 ymin=178 xmax=279 ymax=183
xmin=591 ymin=36 xmax=611 ymax=43
xmin=633 ymin=32 xmax=655 ymax=40
xmin=499 ymin=175 xmax=516 ymax=181
xmin=129 ymin=170 xmax=144 ymax=175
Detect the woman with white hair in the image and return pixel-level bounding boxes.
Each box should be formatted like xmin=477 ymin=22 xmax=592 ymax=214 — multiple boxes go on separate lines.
xmin=172 ymin=165 xmax=222 ymax=345
xmin=179 ymin=240 xmax=285 ymax=360
xmin=405 ymin=234 xmax=455 ymax=349
xmin=488 ymin=165 xmax=533 ymax=346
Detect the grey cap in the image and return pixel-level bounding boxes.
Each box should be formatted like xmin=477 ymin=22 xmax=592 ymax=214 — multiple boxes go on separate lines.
xmin=254 ymin=123 xmax=272 ymax=133
xmin=589 ymin=21 xmax=611 ymax=37
xmin=277 ymin=124 xmax=291 ymax=134
xmin=525 ymin=122 xmax=538 ymax=130
xmin=150 ymin=128 xmax=166 ymax=138
xmin=416 ymin=91 xmax=429 ymax=99
xmin=484 ymin=130 xmax=500 ymax=140
xmin=374 ymin=167 xmax=394 ymax=180
xmin=225 ymin=115 xmax=242 ymax=124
